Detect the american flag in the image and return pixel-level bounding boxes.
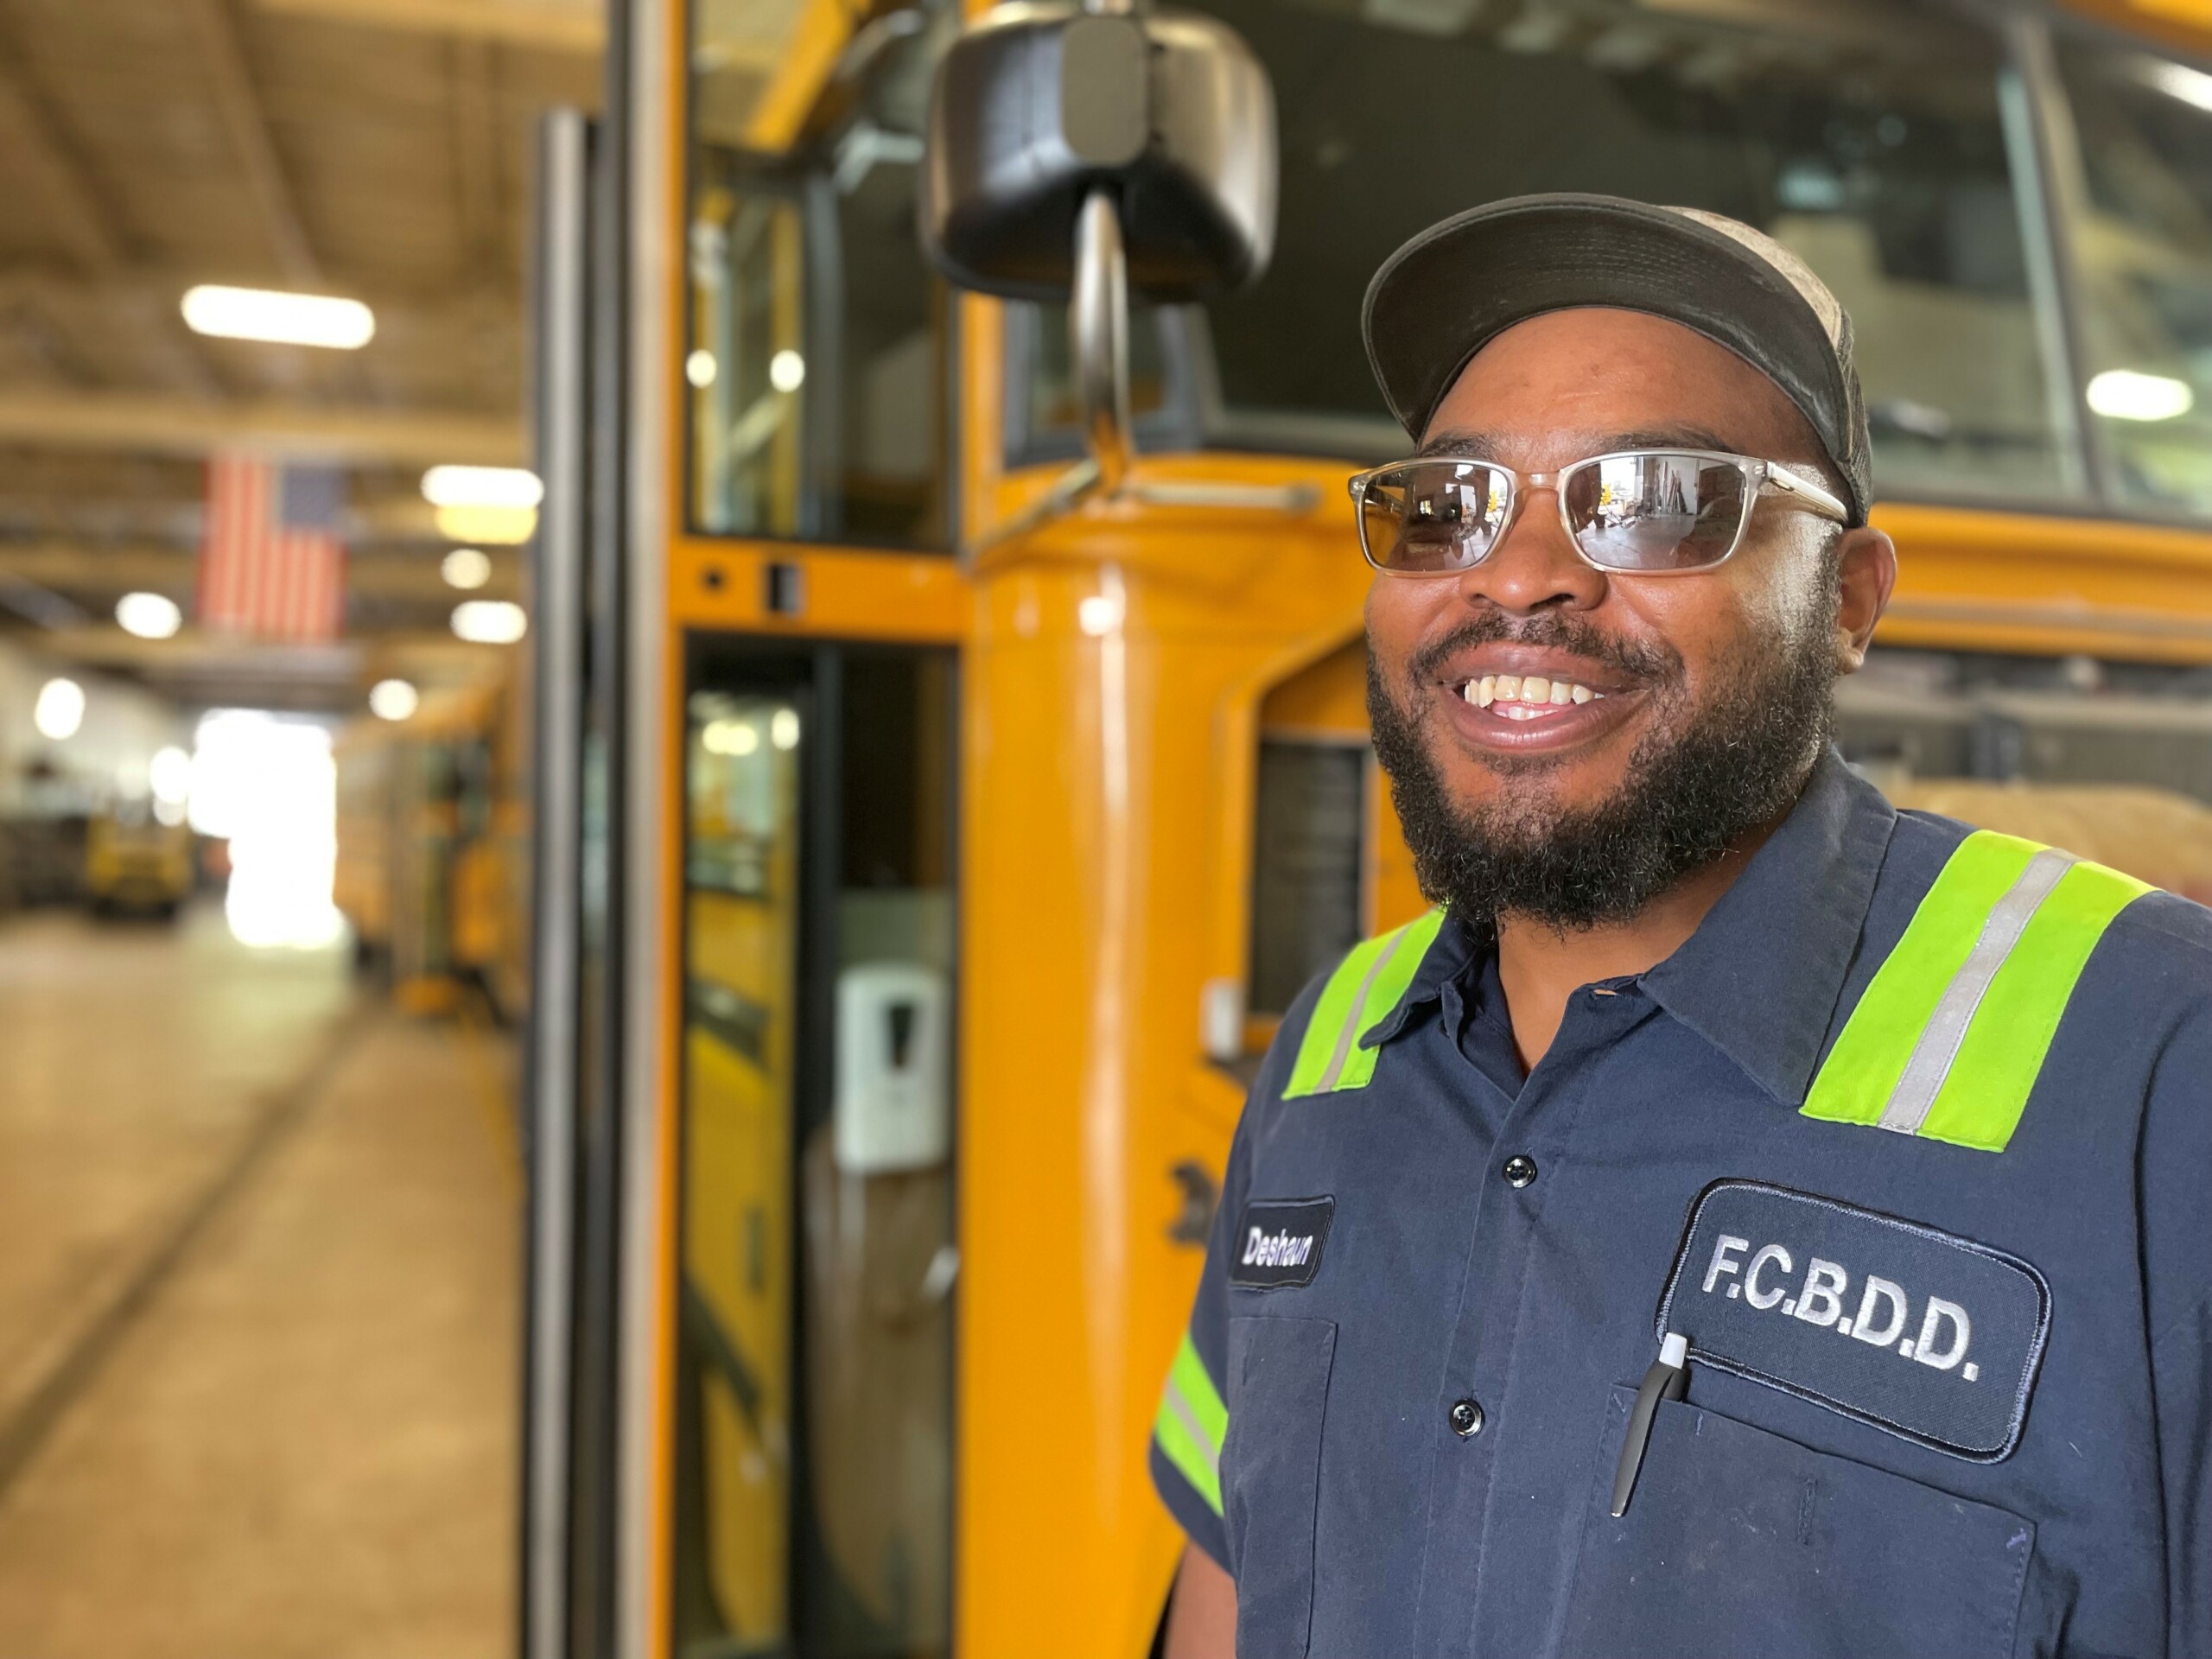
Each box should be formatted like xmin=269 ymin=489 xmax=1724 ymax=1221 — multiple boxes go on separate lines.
xmin=197 ymin=454 xmax=347 ymax=641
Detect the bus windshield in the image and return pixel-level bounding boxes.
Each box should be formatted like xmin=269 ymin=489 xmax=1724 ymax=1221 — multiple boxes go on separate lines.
xmin=2056 ymin=29 xmax=2212 ymax=515
xmin=1035 ymin=0 xmax=2090 ymax=509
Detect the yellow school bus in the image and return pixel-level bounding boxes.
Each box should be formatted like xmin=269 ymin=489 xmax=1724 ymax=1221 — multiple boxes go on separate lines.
xmin=519 ymin=1 xmax=2212 ymax=1655
xmin=336 ymin=671 xmax=528 ymax=1017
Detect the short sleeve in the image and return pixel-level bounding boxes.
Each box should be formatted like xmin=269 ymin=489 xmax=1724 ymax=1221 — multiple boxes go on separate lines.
xmin=1148 ymin=1115 xmax=1253 ymax=1573
xmin=2141 ymin=975 xmax=2212 ymax=1656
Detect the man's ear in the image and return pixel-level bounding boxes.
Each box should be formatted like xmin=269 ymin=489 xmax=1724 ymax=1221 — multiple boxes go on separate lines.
xmin=1833 ymin=525 xmax=1897 ymax=676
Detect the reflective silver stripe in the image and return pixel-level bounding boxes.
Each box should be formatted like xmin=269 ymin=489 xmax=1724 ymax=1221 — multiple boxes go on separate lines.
xmin=1161 ymin=1379 xmax=1219 ymax=1470
xmin=1315 ymin=926 xmax=1409 ymax=1093
xmin=1878 ymin=848 xmax=2077 ymax=1135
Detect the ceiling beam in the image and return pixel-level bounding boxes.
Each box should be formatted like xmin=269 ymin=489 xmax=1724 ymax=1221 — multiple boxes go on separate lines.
xmin=0 ymin=490 xmax=453 ymax=550
xmin=181 ymin=0 xmax=321 ymax=284
xmin=449 ymin=36 xmax=501 ymax=276
xmin=0 ymin=266 xmax=521 ymax=326
xmin=0 ymin=46 xmax=124 ymax=271
xmin=0 ymin=540 xmax=519 ymax=602
xmin=251 ymin=0 xmax=603 ymax=54
xmin=28 ymin=626 xmax=512 ymax=715
xmin=0 ymin=389 xmax=523 ymax=466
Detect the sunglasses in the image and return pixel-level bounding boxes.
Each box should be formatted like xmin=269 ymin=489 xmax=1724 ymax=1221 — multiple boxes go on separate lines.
xmin=1346 ymin=448 xmax=1849 ymax=576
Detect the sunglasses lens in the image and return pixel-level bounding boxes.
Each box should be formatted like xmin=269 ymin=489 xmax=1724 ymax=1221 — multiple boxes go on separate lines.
xmin=1359 ymin=462 xmax=1510 ymax=573
xmin=1562 ymin=453 xmax=1749 ymax=571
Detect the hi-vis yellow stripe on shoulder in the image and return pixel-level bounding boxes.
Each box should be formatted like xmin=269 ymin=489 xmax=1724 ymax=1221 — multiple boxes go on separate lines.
xmin=1154 ymin=1331 xmax=1227 ymax=1516
xmin=1802 ymin=830 xmax=2150 ymax=1152
xmin=1285 ymin=908 xmax=1447 ymax=1096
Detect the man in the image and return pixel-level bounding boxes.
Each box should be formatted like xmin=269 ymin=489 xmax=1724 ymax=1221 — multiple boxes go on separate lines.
xmin=1150 ymin=194 xmax=2212 ymax=1658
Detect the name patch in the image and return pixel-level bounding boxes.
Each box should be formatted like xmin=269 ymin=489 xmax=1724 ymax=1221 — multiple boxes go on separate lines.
xmin=1656 ymin=1180 xmax=2050 ymax=1461
xmin=1228 ymin=1197 xmax=1334 ymax=1289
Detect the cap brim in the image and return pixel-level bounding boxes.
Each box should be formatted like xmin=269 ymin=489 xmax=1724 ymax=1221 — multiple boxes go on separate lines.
xmin=1362 ymin=194 xmax=1865 ymax=522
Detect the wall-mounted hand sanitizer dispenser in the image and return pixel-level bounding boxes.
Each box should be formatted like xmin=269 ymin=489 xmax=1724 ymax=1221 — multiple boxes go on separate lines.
xmin=835 ymin=963 xmax=950 ymax=1174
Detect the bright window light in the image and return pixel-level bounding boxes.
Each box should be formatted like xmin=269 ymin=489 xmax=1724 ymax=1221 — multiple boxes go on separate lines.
xmin=452 ymin=600 xmax=528 ymax=645
xmin=702 ymin=717 xmax=760 ymax=756
xmin=435 ymin=504 xmax=537 ymax=545
xmin=2088 ymin=368 xmax=2196 ymax=423
xmin=769 ymin=349 xmax=807 ymax=393
xmin=181 ymin=285 xmax=376 ymax=350
xmin=441 ymin=547 xmax=493 ymax=589
xmin=422 ymin=465 xmax=544 ymax=511
xmin=33 ymin=677 xmax=84 ymax=741
xmin=116 ymin=591 xmax=182 ymax=639
xmin=368 ymin=678 xmax=420 ymax=721
xmin=686 ymin=349 xmax=718 ymax=388
xmin=190 ymin=710 xmax=344 ymax=950
xmin=150 ymin=744 xmax=192 ymax=804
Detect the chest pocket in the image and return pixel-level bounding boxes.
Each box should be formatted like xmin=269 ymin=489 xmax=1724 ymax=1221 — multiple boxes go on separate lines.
xmin=1560 ymin=1386 xmax=2036 ymax=1659
xmin=1221 ymin=1314 xmax=1337 ymax=1659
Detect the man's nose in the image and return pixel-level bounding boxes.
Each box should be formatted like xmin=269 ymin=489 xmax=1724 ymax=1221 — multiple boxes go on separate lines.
xmin=1452 ymin=486 xmax=1610 ymax=615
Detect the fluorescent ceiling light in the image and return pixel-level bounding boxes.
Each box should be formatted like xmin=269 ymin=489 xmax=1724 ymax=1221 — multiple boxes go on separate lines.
xmin=369 ymin=678 xmax=420 ymax=721
xmin=422 ymin=465 xmax=544 ymax=511
xmin=441 ymin=547 xmax=493 ymax=590
xmin=452 ymin=600 xmax=528 ymax=645
xmin=435 ymin=505 xmax=537 ymax=544
xmin=181 ymin=284 xmax=376 ymax=349
xmin=702 ymin=717 xmax=760 ymax=756
xmin=2088 ymin=367 xmax=2196 ymax=422
xmin=34 ymin=677 xmax=84 ymax=741
xmin=116 ymin=591 xmax=182 ymax=639
xmin=2140 ymin=57 xmax=2212 ymax=113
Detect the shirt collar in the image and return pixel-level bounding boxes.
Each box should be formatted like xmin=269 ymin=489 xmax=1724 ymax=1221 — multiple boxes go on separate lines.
xmin=1361 ymin=905 xmax=1484 ymax=1049
xmin=1639 ymin=746 xmax=1895 ymax=1106
xmin=1358 ymin=746 xmax=1895 ymax=1106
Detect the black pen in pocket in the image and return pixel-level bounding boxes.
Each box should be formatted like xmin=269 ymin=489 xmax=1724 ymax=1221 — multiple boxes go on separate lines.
xmin=1610 ymin=1331 xmax=1689 ymax=1517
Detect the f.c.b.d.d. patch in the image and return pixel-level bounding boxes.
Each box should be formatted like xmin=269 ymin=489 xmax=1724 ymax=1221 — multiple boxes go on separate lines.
xmin=1656 ymin=1181 xmax=2049 ymax=1461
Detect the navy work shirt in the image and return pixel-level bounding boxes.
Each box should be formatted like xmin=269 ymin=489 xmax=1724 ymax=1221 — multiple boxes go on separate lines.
xmin=1152 ymin=751 xmax=2212 ymax=1657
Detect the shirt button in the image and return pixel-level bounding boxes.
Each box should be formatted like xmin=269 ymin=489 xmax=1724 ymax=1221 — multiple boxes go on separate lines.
xmin=1502 ymin=1154 xmax=1538 ymax=1189
xmin=1448 ymin=1397 xmax=1485 ymax=1438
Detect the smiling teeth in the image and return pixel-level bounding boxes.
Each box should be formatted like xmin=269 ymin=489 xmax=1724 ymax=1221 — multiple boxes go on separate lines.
xmin=1463 ymin=675 xmax=1604 ymax=711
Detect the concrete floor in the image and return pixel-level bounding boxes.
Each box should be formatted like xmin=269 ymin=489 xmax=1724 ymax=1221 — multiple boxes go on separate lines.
xmin=0 ymin=905 xmax=519 ymax=1658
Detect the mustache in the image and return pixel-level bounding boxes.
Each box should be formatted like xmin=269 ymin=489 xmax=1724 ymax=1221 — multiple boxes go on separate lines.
xmin=1402 ymin=611 xmax=1681 ymax=690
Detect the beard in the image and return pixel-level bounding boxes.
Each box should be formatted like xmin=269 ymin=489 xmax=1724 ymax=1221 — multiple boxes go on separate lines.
xmin=1366 ymin=603 xmax=1837 ymax=935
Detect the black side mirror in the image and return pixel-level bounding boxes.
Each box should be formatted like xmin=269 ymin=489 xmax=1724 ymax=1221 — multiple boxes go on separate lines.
xmin=918 ymin=3 xmax=1276 ymax=302
xmin=918 ymin=1 xmax=1277 ymax=522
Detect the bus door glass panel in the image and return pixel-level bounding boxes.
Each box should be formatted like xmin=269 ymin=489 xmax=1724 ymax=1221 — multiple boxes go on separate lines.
xmin=689 ymin=7 xmax=952 ymax=549
xmin=1015 ymin=0 xmax=2082 ymax=508
xmin=679 ymin=688 xmax=803 ymax=1652
xmin=676 ymin=647 xmax=957 ymax=1659
xmin=2050 ymin=35 xmax=2212 ymax=516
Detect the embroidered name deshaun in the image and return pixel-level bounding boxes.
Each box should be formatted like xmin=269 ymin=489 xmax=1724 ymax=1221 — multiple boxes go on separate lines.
xmin=1656 ymin=1180 xmax=2050 ymax=1460
xmin=1228 ymin=1197 xmax=1334 ymax=1289
xmin=1243 ymin=1228 xmax=1316 ymax=1271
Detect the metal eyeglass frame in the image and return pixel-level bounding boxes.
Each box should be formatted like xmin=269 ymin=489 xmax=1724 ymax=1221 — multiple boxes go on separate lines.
xmin=1344 ymin=448 xmax=1851 ymax=576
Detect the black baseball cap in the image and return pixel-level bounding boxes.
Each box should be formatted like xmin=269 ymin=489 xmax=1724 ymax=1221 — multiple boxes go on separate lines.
xmin=1361 ymin=193 xmax=1874 ymax=527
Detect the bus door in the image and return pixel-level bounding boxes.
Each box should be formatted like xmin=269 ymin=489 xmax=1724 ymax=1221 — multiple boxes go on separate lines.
xmin=521 ymin=0 xmax=977 ymax=1646
xmin=672 ymin=639 xmax=957 ymax=1659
